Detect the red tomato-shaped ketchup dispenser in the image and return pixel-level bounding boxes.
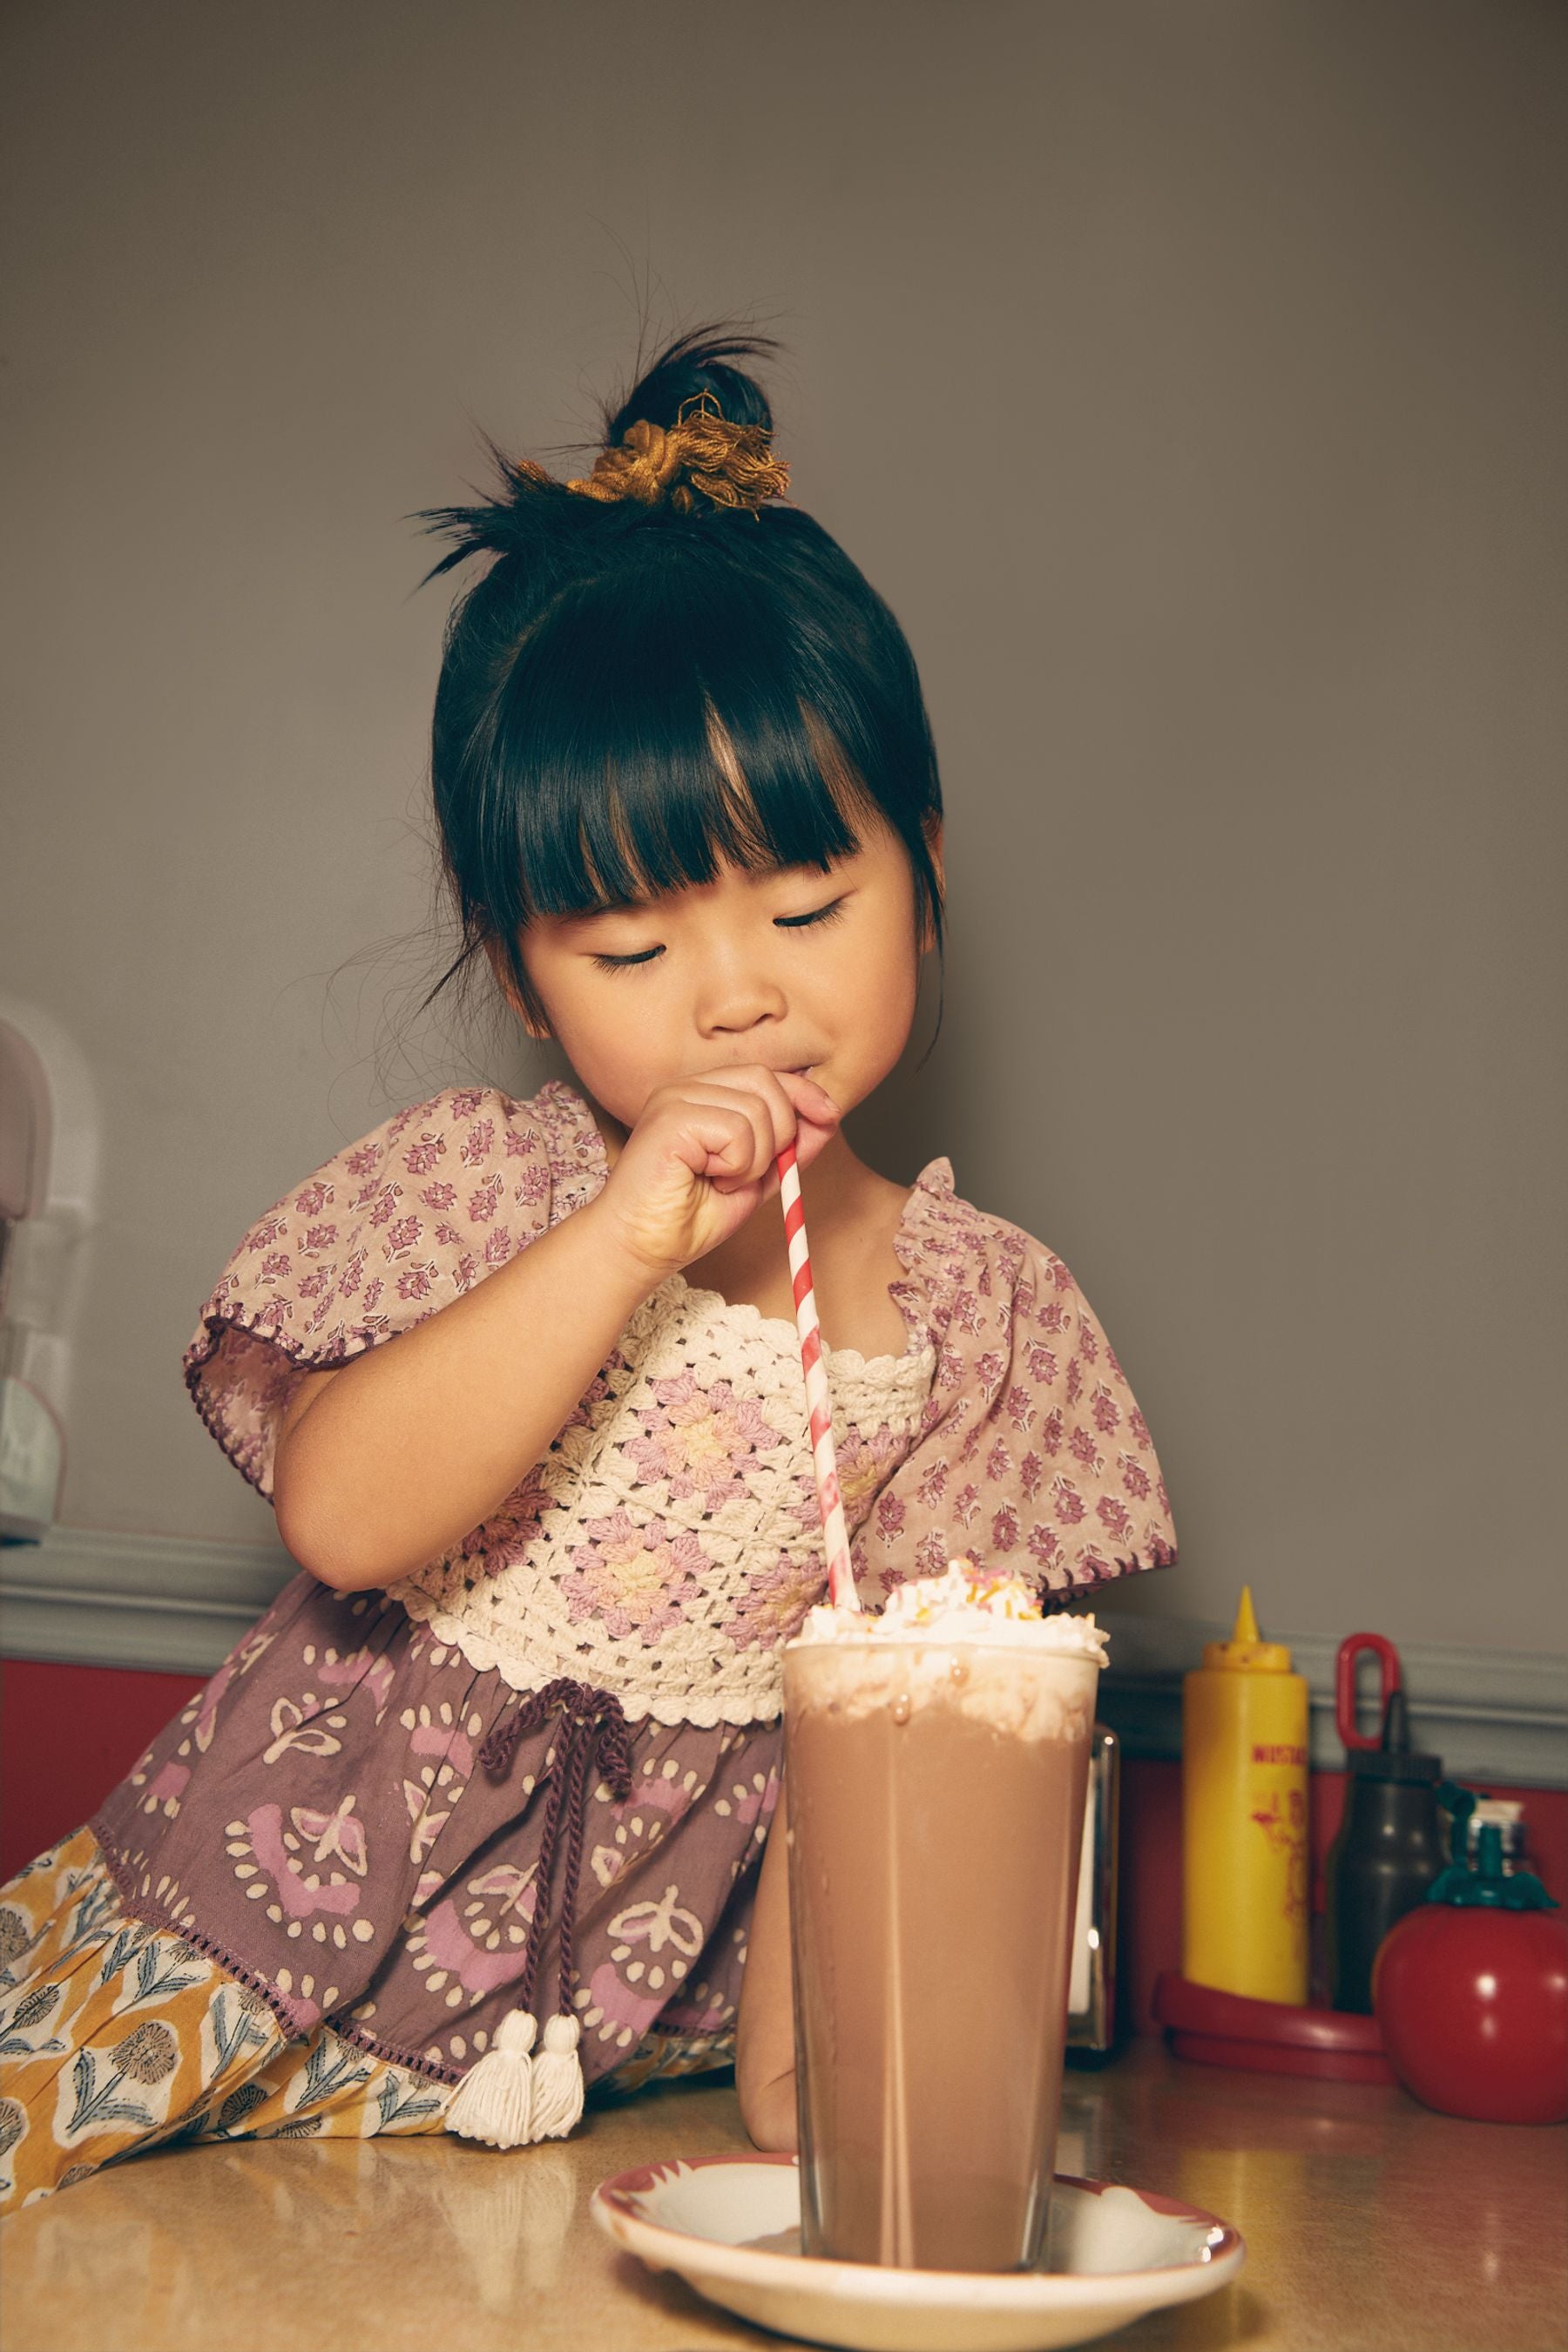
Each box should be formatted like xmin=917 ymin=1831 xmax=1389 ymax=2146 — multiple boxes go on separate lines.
xmin=1373 ymin=1808 xmax=1567 ymax=2126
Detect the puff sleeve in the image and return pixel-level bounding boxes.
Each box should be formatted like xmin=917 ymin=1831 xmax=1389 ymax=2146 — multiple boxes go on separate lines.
xmin=183 ymin=1080 xmax=605 ymax=1497
xmin=857 ymin=1165 xmax=1178 ymax=1606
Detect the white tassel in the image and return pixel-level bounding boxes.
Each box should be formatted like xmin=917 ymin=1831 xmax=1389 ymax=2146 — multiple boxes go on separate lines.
xmin=527 ymin=2011 xmax=585 ymax=2140
xmin=444 ymin=2010 xmax=537 ymax=2148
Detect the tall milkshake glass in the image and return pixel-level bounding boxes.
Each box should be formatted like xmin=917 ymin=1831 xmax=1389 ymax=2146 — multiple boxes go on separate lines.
xmin=783 ymin=1568 xmax=1105 ymax=2272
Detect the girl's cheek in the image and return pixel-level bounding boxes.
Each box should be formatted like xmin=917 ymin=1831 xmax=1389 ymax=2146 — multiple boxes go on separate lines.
xmin=571 ymin=1031 xmax=666 ymax=1127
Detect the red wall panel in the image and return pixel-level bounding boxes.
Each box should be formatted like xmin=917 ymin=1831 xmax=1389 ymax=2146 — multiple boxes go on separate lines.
xmin=1 ymin=1659 xmax=203 ymax=1881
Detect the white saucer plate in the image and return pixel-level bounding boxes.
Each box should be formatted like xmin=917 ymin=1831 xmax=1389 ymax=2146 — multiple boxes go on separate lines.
xmin=591 ymin=2152 xmax=1244 ymax=2352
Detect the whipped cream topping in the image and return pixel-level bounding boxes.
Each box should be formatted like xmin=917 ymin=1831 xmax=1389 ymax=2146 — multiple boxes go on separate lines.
xmin=794 ymin=1558 xmax=1110 ymax=1664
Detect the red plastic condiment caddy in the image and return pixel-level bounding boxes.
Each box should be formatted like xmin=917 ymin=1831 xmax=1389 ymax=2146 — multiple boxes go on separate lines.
xmin=1152 ymin=1969 xmax=1396 ymax=2085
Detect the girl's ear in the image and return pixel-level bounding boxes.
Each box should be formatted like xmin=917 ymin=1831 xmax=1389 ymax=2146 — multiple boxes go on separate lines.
xmin=483 ymin=936 xmax=551 ymax=1040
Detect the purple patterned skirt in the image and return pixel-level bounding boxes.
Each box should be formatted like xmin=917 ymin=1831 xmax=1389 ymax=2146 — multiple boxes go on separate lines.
xmin=91 ymin=1571 xmax=781 ymax=2087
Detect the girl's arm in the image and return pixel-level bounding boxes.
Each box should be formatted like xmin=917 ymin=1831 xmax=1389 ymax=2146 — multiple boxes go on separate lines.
xmin=736 ymin=1778 xmax=798 ymax=2152
xmin=272 ymin=1065 xmax=838 ymax=1593
xmin=272 ymin=1198 xmax=652 ymax=1591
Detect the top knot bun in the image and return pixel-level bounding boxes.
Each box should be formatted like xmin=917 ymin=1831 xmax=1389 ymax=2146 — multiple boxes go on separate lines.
xmin=605 ymin=321 xmax=778 ymax=440
xmin=561 ymin=325 xmax=790 ymax=517
xmin=560 ymin=389 xmax=788 ymax=516
xmin=418 ymin=323 xmax=792 ymax=574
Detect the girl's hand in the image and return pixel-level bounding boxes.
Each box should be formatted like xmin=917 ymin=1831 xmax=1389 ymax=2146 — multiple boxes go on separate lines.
xmin=591 ymin=1064 xmax=840 ymax=1284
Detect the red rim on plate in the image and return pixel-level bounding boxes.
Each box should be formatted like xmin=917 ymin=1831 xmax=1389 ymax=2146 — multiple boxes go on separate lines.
xmin=593 ymin=2151 xmax=1245 ymax=2285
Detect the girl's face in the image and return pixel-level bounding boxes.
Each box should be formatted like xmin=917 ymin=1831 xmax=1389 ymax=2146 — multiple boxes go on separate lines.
xmin=511 ymin=814 xmax=937 ymax=1133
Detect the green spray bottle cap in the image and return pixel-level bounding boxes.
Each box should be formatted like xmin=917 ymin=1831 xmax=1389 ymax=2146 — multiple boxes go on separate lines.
xmin=1426 ymin=1787 xmax=1558 ymax=1910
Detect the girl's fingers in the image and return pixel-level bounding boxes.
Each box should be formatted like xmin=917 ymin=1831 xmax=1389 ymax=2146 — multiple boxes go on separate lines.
xmin=605 ymin=1064 xmax=846 ymax=1275
xmin=777 ymin=1071 xmax=841 ymax=1126
xmin=791 ymin=1115 xmax=836 ymax=1175
xmin=635 ymin=1066 xmax=843 ymax=1212
xmin=697 ymin=1070 xmax=797 ymax=1162
xmin=663 ymin=1098 xmax=771 ymax=1193
xmin=719 ymin=1098 xmax=775 ymax=1189
xmin=774 ymin=1072 xmax=841 ymax=1172
xmin=712 ymin=1067 xmax=841 ymax=1164
xmin=707 ymin=1112 xmax=765 ymax=1190
xmin=669 ymin=1075 xmax=794 ymax=1179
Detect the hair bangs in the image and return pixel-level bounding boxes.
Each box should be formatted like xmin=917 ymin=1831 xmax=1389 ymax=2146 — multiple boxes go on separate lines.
xmin=484 ymin=567 xmax=870 ymax=926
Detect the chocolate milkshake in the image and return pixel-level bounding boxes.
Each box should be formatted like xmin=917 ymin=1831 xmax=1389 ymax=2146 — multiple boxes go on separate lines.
xmin=783 ymin=1565 xmax=1104 ymax=2272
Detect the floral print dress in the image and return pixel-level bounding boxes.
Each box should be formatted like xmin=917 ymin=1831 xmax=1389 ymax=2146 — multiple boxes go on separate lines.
xmin=0 ymin=1080 xmax=1175 ymax=2210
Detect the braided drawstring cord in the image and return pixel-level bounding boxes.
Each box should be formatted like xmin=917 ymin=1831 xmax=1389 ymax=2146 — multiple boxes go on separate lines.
xmin=446 ymin=1680 xmax=632 ymax=2150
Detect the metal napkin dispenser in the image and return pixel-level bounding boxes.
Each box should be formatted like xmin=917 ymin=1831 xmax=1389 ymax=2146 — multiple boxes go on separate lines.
xmin=1066 ymin=1723 xmax=1119 ymax=2054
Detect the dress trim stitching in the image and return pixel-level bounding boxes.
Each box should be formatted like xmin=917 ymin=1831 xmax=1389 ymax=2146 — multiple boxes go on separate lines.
xmin=86 ymin=1821 xmax=470 ymax=2088
xmin=87 ymin=1822 xmax=309 ymax=2047
xmin=329 ymin=2018 xmax=463 ymax=2085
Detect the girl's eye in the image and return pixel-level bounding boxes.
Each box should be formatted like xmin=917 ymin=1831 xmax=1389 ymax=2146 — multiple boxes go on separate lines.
xmin=775 ymin=897 xmax=848 ymax=931
xmin=591 ymin=946 xmax=664 ymax=973
xmin=589 ymin=897 xmax=846 ymax=970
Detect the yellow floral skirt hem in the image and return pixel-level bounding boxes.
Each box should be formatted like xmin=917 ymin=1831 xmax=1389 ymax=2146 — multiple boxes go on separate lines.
xmin=0 ymin=1826 xmax=733 ymax=2212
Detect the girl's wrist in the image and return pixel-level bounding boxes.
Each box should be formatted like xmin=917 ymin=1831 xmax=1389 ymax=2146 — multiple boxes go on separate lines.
xmin=571 ymin=1193 xmax=684 ymax=1301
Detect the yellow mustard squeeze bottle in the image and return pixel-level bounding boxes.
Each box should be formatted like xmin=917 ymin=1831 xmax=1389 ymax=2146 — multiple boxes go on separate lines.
xmin=1182 ymin=1587 xmax=1310 ymax=2004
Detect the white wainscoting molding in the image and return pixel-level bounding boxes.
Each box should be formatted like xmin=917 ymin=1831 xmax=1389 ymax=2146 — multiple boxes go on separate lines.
xmin=0 ymin=1528 xmax=295 ymax=1680
xmin=1095 ymin=1609 xmax=1566 ymax=1788
xmin=2 ymin=1529 xmax=1564 ymax=1787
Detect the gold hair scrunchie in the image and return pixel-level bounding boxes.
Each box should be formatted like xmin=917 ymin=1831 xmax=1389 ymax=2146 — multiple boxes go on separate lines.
xmin=563 ymin=389 xmax=790 ymax=517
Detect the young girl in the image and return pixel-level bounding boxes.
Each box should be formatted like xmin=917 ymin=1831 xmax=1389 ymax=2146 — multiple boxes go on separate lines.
xmin=0 ymin=324 xmax=1175 ymax=2208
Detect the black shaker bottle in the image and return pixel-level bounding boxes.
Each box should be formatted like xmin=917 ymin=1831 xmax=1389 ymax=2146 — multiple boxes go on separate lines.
xmin=1324 ymin=1639 xmax=1446 ymax=2012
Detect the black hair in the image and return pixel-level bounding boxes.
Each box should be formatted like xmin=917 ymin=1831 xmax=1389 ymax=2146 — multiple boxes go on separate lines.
xmin=416 ymin=321 xmax=945 ymax=1031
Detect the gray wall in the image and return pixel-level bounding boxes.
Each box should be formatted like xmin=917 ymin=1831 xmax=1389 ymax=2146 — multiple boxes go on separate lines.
xmin=3 ymin=0 xmax=1563 ymax=1658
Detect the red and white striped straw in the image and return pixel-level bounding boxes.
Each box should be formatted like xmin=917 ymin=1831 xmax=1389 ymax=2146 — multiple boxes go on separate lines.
xmin=776 ymin=1142 xmax=860 ymax=1612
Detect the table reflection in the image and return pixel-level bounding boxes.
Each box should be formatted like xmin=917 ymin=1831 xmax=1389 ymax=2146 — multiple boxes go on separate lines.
xmin=2 ymin=2050 xmax=1559 ymax=2352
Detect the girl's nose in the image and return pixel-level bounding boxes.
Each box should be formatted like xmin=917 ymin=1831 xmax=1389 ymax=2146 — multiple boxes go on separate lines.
xmin=694 ymin=960 xmax=788 ymax=1038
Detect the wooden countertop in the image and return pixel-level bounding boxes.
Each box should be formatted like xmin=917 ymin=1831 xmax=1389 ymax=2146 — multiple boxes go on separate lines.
xmin=3 ymin=2041 xmax=1562 ymax=2351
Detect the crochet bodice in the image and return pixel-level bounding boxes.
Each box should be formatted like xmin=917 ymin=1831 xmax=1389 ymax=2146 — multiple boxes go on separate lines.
xmin=388 ymin=1274 xmax=936 ymax=1727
